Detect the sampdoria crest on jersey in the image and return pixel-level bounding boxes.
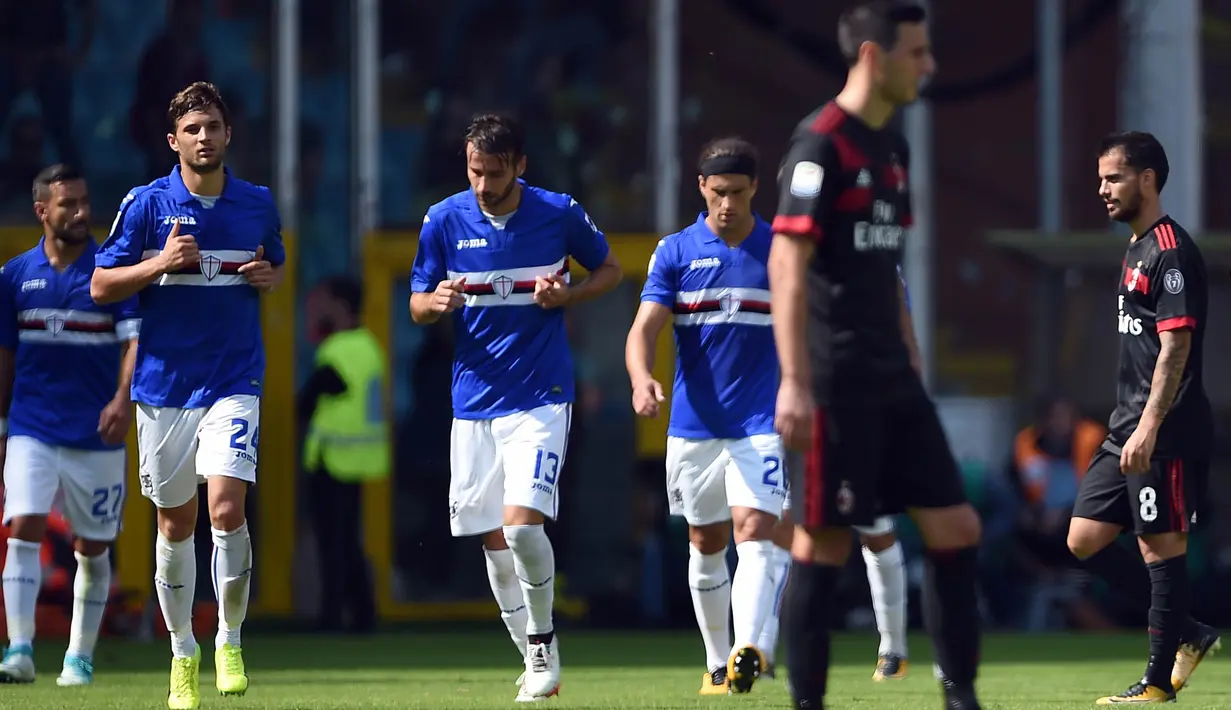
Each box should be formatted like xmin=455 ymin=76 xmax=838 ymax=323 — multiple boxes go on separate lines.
xmin=1163 ymin=268 xmax=1184 ymax=294
xmin=492 ymin=275 xmax=514 ymax=299
xmin=45 ymin=313 xmax=65 ymax=336
xmin=790 ymin=161 xmax=823 ymax=198
xmin=200 ymin=254 xmax=223 ymax=281
xmin=718 ymin=292 xmax=742 ymax=317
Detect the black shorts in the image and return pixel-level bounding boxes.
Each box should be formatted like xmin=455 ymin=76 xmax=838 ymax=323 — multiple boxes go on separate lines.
xmin=1072 ymin=447 xmax=1207 ymax=535
xmin=786 ymin=382 xmax=968 ymax=529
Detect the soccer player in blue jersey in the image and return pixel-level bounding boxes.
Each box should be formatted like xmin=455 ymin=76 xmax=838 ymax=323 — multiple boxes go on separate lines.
xmin=626 ymin=138 xmax=785 ymax=696
xmin=0 ymin=165 xmax=138 ymax=687
xmin=90 ymin=82 xmax=284 ymax=710
xmin=409 ymin=113 xmax=622 ymax=702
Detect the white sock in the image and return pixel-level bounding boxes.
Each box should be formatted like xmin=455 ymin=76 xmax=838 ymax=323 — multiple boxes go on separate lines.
xmin=2 ymin=538 xmax=41 ymax=647
xmin=731 ymin=539 xmax=777 ymax=650
xmin=155 ymin=533 xmax=198 ymax=658
xmin=211 ymin=525 xmax=252 ymax=649
xmin=756 ymin=545 xmax=792 ymax=663
xmin=503 ymin=525 xmax=555 ymax=637
xmin=863 ymin=541 xmax=908 ymax=657
xmin=68 ymin=550 xmax=111 ymax=659
xmin=484 ymin=546 xmax=529 ymax=657
xmin=688 ymin=545 xmax=731 ymax=671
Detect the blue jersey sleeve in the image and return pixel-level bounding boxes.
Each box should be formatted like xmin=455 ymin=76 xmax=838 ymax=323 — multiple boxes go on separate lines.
xmin=262 ymin=198 xmax=287 ymax=267
xmin=639 ymin=238 xmax=677 ymax=307
xmin=96 ymin=191 xmax=149 ymax=268
xmin=563 ymin=197 xmax=610 ymax=272
xmin=0 ymin=265 xmax=16 ymax=350
xmin=112 ymin=296 xmax=142 ymax=340
xmin=410 ymin=213 xmax=447 ymax=293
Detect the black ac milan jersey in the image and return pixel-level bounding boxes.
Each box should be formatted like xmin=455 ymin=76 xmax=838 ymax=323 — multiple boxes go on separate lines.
xmin=1106 ymin=215 xmax=1211 ymax=458
xmin=772 ymin=102 xmax=916 ymax=405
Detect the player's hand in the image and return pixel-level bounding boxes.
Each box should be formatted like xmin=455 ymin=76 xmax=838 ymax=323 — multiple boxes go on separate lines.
xmin=238 ymin=245 xmax=279 ymax=292
xmin=158 ymin=219 xmax=199 ymax=272
xmin=533 ymin=273 xmax=571 ymax=309
xmin=1120 ymin=426 xmax=1157 ymax=475
xmin=775 ymin=378 xmax=816 ymax=452
xmin=631 ymin=377 xmax=666 ymax=417
xmin=430 ymin=277 xmax=467 ymax=313
xmin=98 ymin=397 xmax=132 ymax=446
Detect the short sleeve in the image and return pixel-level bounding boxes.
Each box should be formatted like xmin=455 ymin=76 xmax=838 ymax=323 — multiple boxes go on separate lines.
xmin=96 ymin=191 xmax=149 ymax=268
xmin=639 ymin=238 xmax=677 ymax=307
xmin=113 ymin=296 xmax=141 ymax=341
xmin=410 ymin=212 xmax=447 ymax=293
xmin=262 ymin=201 xmax=287 ymax=267
xmin=771 ymin=130 xmax=843 ymax=242
xmin=0 ymin=266 xmax=17 ymax=350
xmin=563 ymin=197 xmax=610 ymax=271
xmin=1152 ymin=246 xmax=1198 ymax=332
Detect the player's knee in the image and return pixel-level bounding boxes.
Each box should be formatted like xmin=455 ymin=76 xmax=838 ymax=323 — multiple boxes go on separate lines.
xmin=915 ymin=504 xmax=981 ymax=551
xmin=1066 ymin=518 xmax=1116 ymax=560
xmin=795 ymin=526 xmax=852 ymax=566
xmin=208 ymin=498 xmax=246 ymax=532
xmin=861 ymin=531 xmax=897 ymax=553
xmin=731 ymin=507 xmax=775 ymax=543
xmin=688 ymin=521 xmax=730 ymax=554
xmin=7 ymin=515 xmax=48 ymax=543
xmin=74 ymin=538 xmax=111 ymax=558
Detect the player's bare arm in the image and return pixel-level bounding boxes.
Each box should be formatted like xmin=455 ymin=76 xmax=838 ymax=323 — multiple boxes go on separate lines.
xmin=91 ymin=218 xmax=198 ymax=304
xmin=625 ymin=300 xmax=671 ymax=417
xmin=98 ymin=337 xmax=137 ymax=446
xmin=898 ymin=279 xmax=923 ymax=374
xmin=409 ymin=277 xmax=467 ymax=325
xmin=1122 ymin=329 xmax=1191 ymax=474
xmin=534 ymin=251 xmax=622 ymax=309
xmin=769 ymin=234 xmax=815 ymax=450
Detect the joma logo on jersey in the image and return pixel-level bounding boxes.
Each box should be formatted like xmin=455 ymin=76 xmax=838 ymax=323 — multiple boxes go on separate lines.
xmin=20 ymin=279 xmax=46 ymax=292
xmin=689 ymin=257 xmax=721 ymax=270
xmin=1117 ymin=295 xmax=1143 ymax=336
xmin=457 ymin=238 xmax=488 ymax=249
xmin=162 ymin=216 xmax=198 ymax=226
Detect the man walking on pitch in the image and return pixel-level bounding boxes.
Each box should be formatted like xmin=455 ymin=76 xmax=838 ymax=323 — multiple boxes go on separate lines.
xmin=0 ymin=165 xmax=138 ymax=687
xmin=92 ymin=82 xmax=284 ymax=709
xmin=409 ymin=113 xmax=621 ymax=702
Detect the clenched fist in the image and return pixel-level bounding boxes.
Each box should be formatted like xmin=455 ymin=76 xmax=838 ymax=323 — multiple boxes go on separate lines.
xmin=158 ymin=219 xmax=199 ymax=272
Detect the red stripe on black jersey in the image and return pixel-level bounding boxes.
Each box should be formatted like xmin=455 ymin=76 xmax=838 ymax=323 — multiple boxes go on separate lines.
xmin=672 ymin=300 xmax=771 ymax=315
xmin=18 ymin=319 xmax=115 ymax=333
xmin=1155 ymin=223 xmax=1177 ymax=250
xmin=834 ymin=186 xmax=872 ymax=212
xmin=1157 ymin=316 xmax=1196 ymax=332
xmin=1124 ymin=266 xmax=1150 ymax=294
xmin=771 ymin=214 xmax=822 ymax=242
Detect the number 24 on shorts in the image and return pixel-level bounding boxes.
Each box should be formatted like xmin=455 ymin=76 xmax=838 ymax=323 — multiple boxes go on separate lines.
xmin=763 ymin=456 xmax=783 ymax=489
xmin=229 ymin=418 xmax=260 ymax=465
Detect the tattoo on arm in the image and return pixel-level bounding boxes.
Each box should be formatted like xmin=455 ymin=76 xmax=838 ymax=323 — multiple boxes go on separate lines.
xmin=1144 ymin=331 xmax=1191 ymax=423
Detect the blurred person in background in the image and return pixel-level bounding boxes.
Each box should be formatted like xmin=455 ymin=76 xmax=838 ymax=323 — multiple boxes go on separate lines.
xmin=1012 ymin=396 xmax=1108 ymax=629
xmin=0 ymin=0 xmax=91 ymax=167
xmin=299 ymin=276 xmax=388 ymax=634
xmin=0 ymin=164 xmax=137 ymax=686
xmin=0 ymin=117 xmax=50 ymax=216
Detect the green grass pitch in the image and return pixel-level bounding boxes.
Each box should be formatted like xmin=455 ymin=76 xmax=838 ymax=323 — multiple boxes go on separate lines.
xmin=2 ymin=630 xmax=1227 ymax=709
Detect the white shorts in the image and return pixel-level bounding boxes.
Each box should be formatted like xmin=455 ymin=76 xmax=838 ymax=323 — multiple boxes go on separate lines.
xmin=1 ymin=435 xmax=127 ymax=541
xmin=136 ymin=394 xmax=260 ymax=509
xmin=448 ymin=403 xmax=571 ymax=537
xmin=778 ymin=469 xmax=894 ymax=536
xmin=665 ymin=434 xmax=787 ymax=527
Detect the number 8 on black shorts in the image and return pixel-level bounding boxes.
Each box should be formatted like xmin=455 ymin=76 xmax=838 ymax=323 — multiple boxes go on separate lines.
xmin=1072 ymin=448 xmax=1207 ymax=535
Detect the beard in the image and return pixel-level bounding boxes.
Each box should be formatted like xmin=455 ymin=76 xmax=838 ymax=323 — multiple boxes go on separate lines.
xmin=477 ymin=178 xmax=518 ymax=211
xmin=184 ymin=151 xmax=225 ymax=174
xmin=1109 ymin=193 xmax=1142 ymax=223
xmin=53 ymin=222 xmax=90 ymax=244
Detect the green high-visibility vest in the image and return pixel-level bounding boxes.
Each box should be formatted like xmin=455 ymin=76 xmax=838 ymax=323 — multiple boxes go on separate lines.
xmin=303 ymin=327 xmax=390 ymax=482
